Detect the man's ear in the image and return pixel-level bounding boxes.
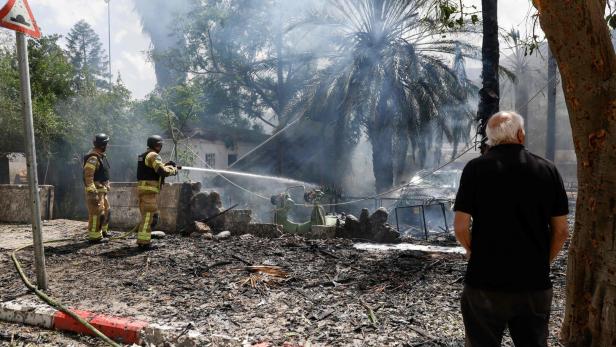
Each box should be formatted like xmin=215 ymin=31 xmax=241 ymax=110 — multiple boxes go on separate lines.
xmin=517 ymin=128 xmax=526 ymax=144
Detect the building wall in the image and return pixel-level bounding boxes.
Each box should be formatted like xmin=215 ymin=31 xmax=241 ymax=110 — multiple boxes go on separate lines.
xmin=181 ymin=139 xmax=260 ymax=183
xmin=107 ymin=182 xmax=200 ymax=232
xmin=0 ymin=153 xmax=27 ymax=184
xmin=0 ymin=185 xmax=54 ymax=222
xmin=8 ymin=154 xmax=27 ymax=184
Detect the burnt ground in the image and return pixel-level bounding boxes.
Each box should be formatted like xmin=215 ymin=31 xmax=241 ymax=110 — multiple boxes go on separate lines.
xmin=0 ymin=219 xmax=569 ymax=347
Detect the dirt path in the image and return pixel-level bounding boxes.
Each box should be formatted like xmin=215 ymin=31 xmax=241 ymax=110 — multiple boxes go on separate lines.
xmin=0 ymin=219 xmax=85 ymax=250
xmin=0 ymin=220 xmax=568 ymax=346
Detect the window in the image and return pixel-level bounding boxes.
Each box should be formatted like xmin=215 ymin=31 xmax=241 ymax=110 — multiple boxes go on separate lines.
xmin=228 ymin=154 xmax=237 ymax=166
xmin=205 ymin=153 xmax=216 ymax=168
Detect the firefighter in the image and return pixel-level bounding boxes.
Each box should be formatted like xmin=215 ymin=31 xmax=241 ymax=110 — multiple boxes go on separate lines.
xmin=83 ymin=133 xmax=111 ymax=242
xmin=136 ymin=135 xmax=179 ymax=248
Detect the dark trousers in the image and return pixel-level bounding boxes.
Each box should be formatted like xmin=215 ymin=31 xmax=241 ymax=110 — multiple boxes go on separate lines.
xmin=461 ymin=285 xmax=552 ymax=347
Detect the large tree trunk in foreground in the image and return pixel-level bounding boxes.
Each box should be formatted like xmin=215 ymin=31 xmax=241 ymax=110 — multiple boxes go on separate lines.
xmin=545 ymin=48 xmax=558 ymax=161
xmin=536 ymin=1 xmax=616 ymax=346
xmin=476 ymin=0 xmax=499 ymax=145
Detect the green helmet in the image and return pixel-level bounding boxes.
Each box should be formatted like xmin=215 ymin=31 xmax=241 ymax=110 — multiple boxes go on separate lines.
xmin=93 ymin=133 xmax=110 ymax=147
xmin=147 ymin=135 xmax=164 ymax=149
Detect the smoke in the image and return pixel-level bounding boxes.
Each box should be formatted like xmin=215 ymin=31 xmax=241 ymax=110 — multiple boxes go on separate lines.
xmin=344 ymin=134 xmax=376 ymax=197
xmin=129 ymin=0 xmax=479 ymax=220
xmin=192 ymin=171 xmax=319 ymax=223
xmin=133 ymin=0 xmax=191 ymax=87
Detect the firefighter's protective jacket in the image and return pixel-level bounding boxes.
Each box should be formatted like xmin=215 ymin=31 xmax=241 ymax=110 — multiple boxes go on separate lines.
xmin=83 ymin=149 xmax=110 ymax=194
xmin=137 ymin=150 xmax=177 ymax=193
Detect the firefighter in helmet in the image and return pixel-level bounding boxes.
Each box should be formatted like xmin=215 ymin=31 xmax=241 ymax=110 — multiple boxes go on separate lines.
xmin=83 ymin=133 xmax=111 ymax=242
xmin=136 ymin=135 xmax=179 ymax=248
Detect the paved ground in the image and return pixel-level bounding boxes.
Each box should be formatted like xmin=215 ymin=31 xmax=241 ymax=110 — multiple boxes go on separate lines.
xmin=0 ymin=321 xmax=100 ymax=346
xmin=0 ymin=219 xmax=569 ymax=346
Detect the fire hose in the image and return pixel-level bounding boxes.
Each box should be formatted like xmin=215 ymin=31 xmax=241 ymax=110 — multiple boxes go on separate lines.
xmin=9 ymin=225 xmax=141 ymax=347
xmin=11 ymin=239 xmax=122 ymax=347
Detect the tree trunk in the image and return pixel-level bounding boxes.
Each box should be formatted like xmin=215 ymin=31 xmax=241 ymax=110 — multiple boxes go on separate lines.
xmin=370 ymin=96 xmax=394 ymax=193
xmin=329 ymin=116 xmax=353 ymax=213
xmin=476 ymin=0 xmax=499 ymax=147
xmin=433 ymin=128 xmax=444 ymax=166
xmin=536 ymin=1 xmax=616 ymax=346
xmin=370 ymin=127 xmax=394 ymax=194
xmin=393 ymin=122 xmax=409 ymax=185
xmin=546 ymin=49 xmax=558 ymax=161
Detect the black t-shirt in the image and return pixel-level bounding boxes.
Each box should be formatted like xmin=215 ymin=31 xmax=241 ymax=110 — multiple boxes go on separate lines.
xmin=453 ymin=144 xmax=569 ymax=291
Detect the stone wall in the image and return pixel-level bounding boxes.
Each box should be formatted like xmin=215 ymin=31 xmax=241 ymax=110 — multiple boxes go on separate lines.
xmin=0 ymin=153 xmax=27 ymax=185
xmin=0 ymin=185 xmax=54 ymax=223
xmin=107 ymin=182 xmax=200 ymax=232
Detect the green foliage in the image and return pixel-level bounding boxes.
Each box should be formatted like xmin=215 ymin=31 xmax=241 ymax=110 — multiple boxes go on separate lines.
xmin=290 ymin=0 xmax=477 ymax=191
xmin=0 ymin=45 xmax=21 ymax=152
xmin=434 ymin=0 xmax=480 ymax=30
xmin=66 ymin=20 xmax=110 ymax=91
xmin=170 ymin=0 xmax=321 ymax=129
xmin=57 ymin=77 xmax=139 ymax=152
xmin=135 ymin=83 xmax=202 ymax=140
xmin=0 ymin=33 xmax=147 ymax=183
xmin=0 ymin=35 xmax=73 ymax=154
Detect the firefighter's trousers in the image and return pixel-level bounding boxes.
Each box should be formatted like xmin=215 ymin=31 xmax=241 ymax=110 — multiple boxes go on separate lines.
xmin=85 ymin=192 xmax=110 ymax=240
xmin=137 ymin=191 xmax=159 ymax=245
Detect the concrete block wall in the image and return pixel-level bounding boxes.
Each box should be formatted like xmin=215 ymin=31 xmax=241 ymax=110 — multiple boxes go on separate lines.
xmin=107 ymin=182 xmax=200 ymax=233
xmin=0 ymin=153 xmax=26 ymax=185
xmin=0 ymin=185 xmax=54 ymax=223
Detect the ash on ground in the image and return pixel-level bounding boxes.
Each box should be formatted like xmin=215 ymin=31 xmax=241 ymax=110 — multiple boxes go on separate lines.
xmin=0 ymin=220 xmax=568 ymax=347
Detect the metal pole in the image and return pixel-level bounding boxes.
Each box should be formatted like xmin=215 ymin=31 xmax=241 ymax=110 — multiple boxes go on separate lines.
xmin=16 ymin=31 xmax=48 ymax=290
xmin=421 ymin=205 xmax=428 ymax=240
xmin=440 ymin=202 xmax=450 ymax=233
xmin=395 ymin=207 xmax=400 ymax=233
xmin=107 ymin=0 xmax=112 ymax=88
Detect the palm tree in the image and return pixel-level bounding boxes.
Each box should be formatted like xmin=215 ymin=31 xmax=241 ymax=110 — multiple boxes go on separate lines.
xmin=503 ymin=28 xmax=531 ymax=135
xmin=290 ymin=0 xmax=476 ymax=193
xmin=476 ymin=0 xmax=499 ymax=150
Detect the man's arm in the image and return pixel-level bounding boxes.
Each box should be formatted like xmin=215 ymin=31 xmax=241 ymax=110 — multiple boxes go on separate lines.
xmin=83 ymin=155 xmax=99 ymax=193
xmin=146 ymin=153 xmax=177 ymax=177
xmin=549 ymin=215 xmax=568 ymax=263
xmin=454 ymin=211 xmax=472 ymax=257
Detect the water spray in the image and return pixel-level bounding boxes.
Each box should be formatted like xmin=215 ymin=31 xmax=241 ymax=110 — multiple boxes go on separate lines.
xmin=180 ymin=166 xmax=314 ymax=186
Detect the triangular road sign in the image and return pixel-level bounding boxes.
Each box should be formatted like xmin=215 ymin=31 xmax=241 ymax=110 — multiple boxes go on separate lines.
xmin=0 ymin=0 xmax=41 ymax=39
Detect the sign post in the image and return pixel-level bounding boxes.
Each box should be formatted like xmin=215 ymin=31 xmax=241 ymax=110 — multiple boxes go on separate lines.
xmin=0 ymin=0 xmax=47 ymax=289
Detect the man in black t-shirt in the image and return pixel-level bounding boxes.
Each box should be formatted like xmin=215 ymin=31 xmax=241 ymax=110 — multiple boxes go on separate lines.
xmin=454 ymin=111 xmax=569 ymax=347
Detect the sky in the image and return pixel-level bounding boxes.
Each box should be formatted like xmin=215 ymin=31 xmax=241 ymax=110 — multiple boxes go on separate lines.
xmin=27 ymin=0 xmax=156 ymax=99
xmin=12 ymin=0 xmax=537 ymax=100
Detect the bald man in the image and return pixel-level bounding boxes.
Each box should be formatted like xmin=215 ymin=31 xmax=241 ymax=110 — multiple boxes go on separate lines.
xmin=453 ymin=111 xmax=569 ymax=347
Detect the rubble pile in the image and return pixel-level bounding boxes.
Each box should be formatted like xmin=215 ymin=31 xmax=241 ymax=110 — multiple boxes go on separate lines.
xmin=190 ymin=191 xmax=225 ymax=231
xmin=188 ymin=191 xmax=400 ymax=243
xmin=337 ymin=208 xmax=401 ymax=243
xmin=0 ymin=220 xmax=569 ymax=347
xmin=190 ymin=191 xmax=282 ymax=238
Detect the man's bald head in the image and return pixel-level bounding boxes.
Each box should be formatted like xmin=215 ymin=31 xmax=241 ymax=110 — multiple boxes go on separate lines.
xmin=486 ymin=111 xmax=525 ymax=146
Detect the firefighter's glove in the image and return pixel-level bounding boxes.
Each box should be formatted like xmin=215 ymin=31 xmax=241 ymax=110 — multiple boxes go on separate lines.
xmin=165 ymin=161 xmax=177 ymax=167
